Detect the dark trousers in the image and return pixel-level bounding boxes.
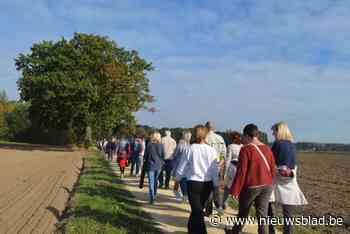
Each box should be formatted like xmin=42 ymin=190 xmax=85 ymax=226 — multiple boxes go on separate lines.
xmin=230 ymin=185 xmax=273 ymax=234
xmin=268 ymin=203 xmax=294 ymax=234
xmin=158 ymin=160 xmax=173 ymax=188
xmin=187 ymin=180 xmax=213 ymax=234
xmin=130 ymin=156 xmax=142 ymax=175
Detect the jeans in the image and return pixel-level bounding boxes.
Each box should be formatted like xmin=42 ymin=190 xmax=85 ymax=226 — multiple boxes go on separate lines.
xmin=131 ymin=156 xmax=142 ymax=175
xmin=187 ymin=180 xmax=213 ymax=234
xmin=268 ymin=203 xmax=294 ymax=234
xmin=230 ymin=185 xmax=273 ymax=234
xmin=147 ymin=170 xmax=159 ymax=203
xmin=179 ymin=178 xmax=188 ymax=196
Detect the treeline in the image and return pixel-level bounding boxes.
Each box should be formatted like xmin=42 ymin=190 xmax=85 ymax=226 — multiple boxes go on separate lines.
xmin=0 ymin=91 xmax=76 ymax=145
xmin=296 ymin=142 xmax=350 ymax=152
xmin=0 ymin=91 xmax=30 ymax=142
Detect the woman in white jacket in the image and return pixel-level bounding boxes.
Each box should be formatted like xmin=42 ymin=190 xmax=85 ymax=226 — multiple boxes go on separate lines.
xmin=175 ymin=125 xmax=219 ymax=234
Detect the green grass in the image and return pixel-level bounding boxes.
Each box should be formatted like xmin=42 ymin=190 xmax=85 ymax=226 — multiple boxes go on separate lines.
xmin=58 ymin=151 xmax=162 ymax=234
xmin=228 ymin=199 xmax=320 ymax=234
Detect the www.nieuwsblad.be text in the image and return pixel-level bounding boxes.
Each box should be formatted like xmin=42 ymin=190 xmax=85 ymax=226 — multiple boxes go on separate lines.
xmin=209 ymin=215 xmax=344 ymax=227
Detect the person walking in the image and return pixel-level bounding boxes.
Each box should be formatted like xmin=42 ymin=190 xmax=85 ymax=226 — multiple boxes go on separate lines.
xmin=144 ymin=132 xmax=165 ymax=204
xmin=106 ymin=137 xmax=117 ymax=161
xmin=117 ymin=135 xmax=130 ymax=178
xmin=268 ymin=122 xmax=308 ymax=234
xmin=172 ymin=131 xmax=192 ymax=201
xmin=159 ymin=130 xmax=177 ymax=189
xmin=204 ymin=121 xmax=226 ymax=215
xmin=222 ymin=131 xmax=242 ymax=209
xmin=176 ymin=125 xmax=219 ymax=234
xmin=130 ymin=135 xmax=145 ymax=177
xmin=226 ymin=124 xmax=276 ymax=234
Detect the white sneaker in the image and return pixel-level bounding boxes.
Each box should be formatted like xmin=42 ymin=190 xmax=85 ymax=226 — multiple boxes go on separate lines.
xmin=182 ymin=195 xmax=188 ymax=202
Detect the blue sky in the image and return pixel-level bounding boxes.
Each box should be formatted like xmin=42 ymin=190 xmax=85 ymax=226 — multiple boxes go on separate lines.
xmin=1 ymin=0 xmax=350 ymax=143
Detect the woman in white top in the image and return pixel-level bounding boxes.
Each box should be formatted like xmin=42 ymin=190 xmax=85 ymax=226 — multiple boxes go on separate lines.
xmin=222 ymin=131 xmax=242 ymax=209
xmin=176 ymin=125 xmax=219 ymax=234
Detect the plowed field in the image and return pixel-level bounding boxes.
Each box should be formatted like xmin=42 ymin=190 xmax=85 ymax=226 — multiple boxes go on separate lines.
xmin=0 ymin=147 xmax=83 ymax=234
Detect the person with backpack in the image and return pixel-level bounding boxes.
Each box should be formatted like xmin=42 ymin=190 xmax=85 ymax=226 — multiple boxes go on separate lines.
xmin=117 ymin=136 xmax=130 ymax=178
xmin=226 ymin=124 xmax=276 ymax=234
xmin=130 ymin=136 xmax=145 ymax=177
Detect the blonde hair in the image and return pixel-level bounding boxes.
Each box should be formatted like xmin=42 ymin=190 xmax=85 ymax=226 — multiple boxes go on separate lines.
xmin=272 ymin=122 xmax=294 ymax=142
xmin=151 ymin=132 xmax=161 ymax=143
xmin=194 ymin=125 xmax=208 ymax=143
xmin=182 ymin=131 xmax=192 ymax=143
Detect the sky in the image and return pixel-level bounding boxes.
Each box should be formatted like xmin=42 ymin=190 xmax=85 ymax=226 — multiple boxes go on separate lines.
xmin=1 ymin=0 xmax=350 ymax=143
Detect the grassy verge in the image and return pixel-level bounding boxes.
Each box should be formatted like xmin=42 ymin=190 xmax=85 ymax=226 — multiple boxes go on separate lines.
xmin=58 ymin=151 xmax=162 ymax=234
xmin=228 ymin=199 xmax=319 ymax=234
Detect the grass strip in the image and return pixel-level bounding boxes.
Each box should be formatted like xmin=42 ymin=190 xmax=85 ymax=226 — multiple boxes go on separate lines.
xmin=59 ymin=151 xmax=162 ymax=234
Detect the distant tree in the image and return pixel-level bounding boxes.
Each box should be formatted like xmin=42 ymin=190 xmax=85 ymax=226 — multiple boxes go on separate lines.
xmin=0 ymin=90 xmax=10 ymax=139
xmin=5 ymin=102 xmax=31 ymax=140
xmin=15 ymin=33 xmax=154 ymax=144
xmin=259 ymin=131 xmax=269 ymax=144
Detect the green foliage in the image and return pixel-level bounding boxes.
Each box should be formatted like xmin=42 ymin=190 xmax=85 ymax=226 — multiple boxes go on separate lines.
xmin=61 ymin=152 xmax=161 ymax=234
xmin=15 ymin=33 xmax=154 ymax=144
xmin=259 ymin=131 xmax=269 ymax=144
xmin=0 ymin=112 xmax=8 ymax=139
xmin=0 ymin=90 xmax=10 ymax=139
xmin=84 ymin=126 xmax=93 ymax=148
xmin=5 ymin=102 xmax=31 ymax=140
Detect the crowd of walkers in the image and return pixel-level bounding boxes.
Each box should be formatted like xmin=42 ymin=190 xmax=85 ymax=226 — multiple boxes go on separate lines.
xmin=98 ymin=121 xmax=308 ymax=234
xmin=98 ymin=134 xmax=146 ymax=178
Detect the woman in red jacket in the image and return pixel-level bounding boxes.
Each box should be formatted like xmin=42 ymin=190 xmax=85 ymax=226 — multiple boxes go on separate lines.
xmin=226 ymin=124 xmax=275 ymax=234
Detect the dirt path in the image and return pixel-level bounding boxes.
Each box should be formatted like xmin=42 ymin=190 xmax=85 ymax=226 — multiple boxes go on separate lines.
xmin=110 ymin=161 xmax=262 ymax=234
xmin=0 ymin=148 xmax=83 ymax=234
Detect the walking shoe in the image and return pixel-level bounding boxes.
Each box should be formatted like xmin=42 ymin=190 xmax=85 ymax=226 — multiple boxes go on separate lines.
xmin=173 ymin=191 xmax=183 ymax=201
xmin=215 ymin=207 xmax=224 ymax=216
xmin=182 ymin=195 xmax=188 ymax=203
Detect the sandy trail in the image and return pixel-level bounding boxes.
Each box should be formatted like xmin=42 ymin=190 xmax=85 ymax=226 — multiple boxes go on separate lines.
xmin=110 ymin=161 xmax=263 ymax=234
xmin=0 ymin=148 xmax=83 ymax=234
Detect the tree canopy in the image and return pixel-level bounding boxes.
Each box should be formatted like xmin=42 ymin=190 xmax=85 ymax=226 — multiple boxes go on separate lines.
xmin=15 ymin=33 xmax=154 ymax=145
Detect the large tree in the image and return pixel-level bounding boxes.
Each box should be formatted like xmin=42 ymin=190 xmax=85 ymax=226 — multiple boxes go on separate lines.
xmin=15 ymin=33 xmax=154 ymax=144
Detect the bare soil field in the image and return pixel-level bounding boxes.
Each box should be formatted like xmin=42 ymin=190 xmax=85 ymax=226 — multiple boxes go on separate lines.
xmin=0 ymin=146 xmax=83 ymax=234
xmin=297 ymin=152 xmax=350 ymax=233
